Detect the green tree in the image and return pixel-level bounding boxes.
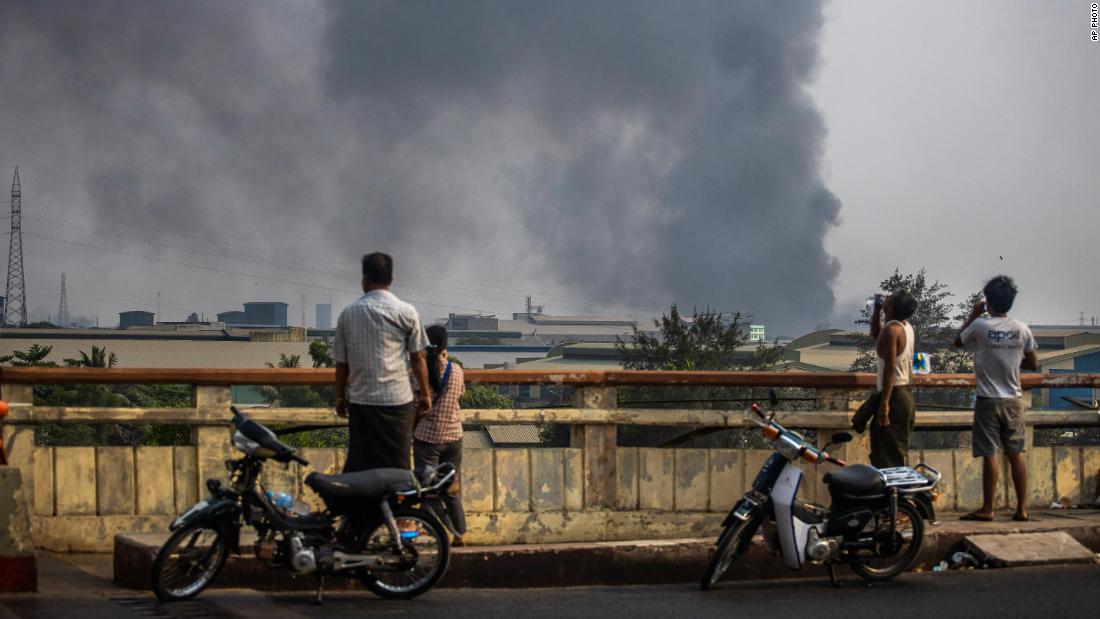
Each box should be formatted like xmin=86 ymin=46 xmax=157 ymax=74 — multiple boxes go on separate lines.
xmin=0 ymin=344 xmax=191 ymax=446
xmin=0 ymin=344 xmax=56 ymax=366
xmin=849 ymin=269 xmax=955 ymax=372
xmin=461 ymin=383 xmax=514 ymax=409
xmin=260 ymin=349 xmax=344 ymax=448
xmin=63 ymin=345 xmax=118 ymax=368
xmin=309 ymin=340 xmax=335 ymax=368
xmin=612 ymin=306 xmax=788 ymax=448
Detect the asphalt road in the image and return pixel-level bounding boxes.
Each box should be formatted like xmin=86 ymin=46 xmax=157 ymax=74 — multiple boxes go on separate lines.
xmin=3 ymin=557 xmax=1099 ymax=619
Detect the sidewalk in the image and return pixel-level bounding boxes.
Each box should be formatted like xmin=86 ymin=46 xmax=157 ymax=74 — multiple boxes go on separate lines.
xmin=112 ymin=508 xmax=1100 ymax=590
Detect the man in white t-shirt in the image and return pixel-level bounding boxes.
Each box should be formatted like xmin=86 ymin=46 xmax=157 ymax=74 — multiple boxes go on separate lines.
xmin=954 ymin=275 xmax=1038 ymax=522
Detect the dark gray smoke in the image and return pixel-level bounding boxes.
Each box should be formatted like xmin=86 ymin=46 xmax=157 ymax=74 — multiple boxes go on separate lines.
xmin=0 ymin=1 xmax=839 ymax=329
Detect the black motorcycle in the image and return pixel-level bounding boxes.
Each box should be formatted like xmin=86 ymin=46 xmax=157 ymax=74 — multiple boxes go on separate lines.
xmin=151 ymin=407 xmax=455 ymax=602
xmin=701 ymin=390 xmax=940 ymax=589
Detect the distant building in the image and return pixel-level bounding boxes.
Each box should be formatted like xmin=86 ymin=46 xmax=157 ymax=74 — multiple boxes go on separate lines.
xmin=445 ymin=313 xmax=499 ymax=331
xmin=119 ymin=310 xmax=155 ymax=329
xmin=316 ymin=303 xmax=332 ymax=330
xmin=217 ymin=310 xmax=247 ymax=325
xmin=749 ymin=324 xmax=767 ymax=342
xmin=243 ymin=302 xmax=288 ymax=327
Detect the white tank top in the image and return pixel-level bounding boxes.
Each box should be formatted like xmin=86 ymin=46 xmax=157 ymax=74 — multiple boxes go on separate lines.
xmin=876 ymin=320 xmax=914 ymax=392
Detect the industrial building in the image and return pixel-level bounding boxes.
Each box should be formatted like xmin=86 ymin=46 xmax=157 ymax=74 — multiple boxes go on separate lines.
xmin=118 ymin=310 xmax=155 ymax=329
xmin=216 ymin=302 xmax=288 ymax=327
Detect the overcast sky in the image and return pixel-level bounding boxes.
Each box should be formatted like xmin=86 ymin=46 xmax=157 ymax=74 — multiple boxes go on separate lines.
xmin=0 ymin=1 xmax=1096 ymax=335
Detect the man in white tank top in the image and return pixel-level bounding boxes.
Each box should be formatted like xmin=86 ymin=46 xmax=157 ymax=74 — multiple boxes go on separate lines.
xmin=868 ymin=290 xmax=918 ymax=468
xmin=954 ymin=275 xmax=1038 ymax=522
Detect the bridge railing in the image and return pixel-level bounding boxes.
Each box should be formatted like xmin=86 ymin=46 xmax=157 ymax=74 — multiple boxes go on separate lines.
xmin=2 ymin=368 xmax=1099 ymax=551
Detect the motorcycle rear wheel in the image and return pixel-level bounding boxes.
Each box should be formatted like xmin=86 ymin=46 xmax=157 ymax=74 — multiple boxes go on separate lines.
xmin=359 ymin=507 xmax=450 ymax=599
xmin=700 ymin=516 xmax=756 ymax=590
xmin=849 ymin=502 xmax=924 ymax=582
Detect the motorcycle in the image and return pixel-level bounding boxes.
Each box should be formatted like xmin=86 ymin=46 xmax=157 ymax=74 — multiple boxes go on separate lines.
xmin=151 ymin=406 xmax=456 ymax=603
xmin=701 ymin=389 xmax=940 ymax=589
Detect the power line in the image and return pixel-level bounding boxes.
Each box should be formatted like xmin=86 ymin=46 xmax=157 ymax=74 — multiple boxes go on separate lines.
xmin=18 ymin=199 xmax=660 ymax=314
xmin=24 ymin=230 xmax=491 ymax=313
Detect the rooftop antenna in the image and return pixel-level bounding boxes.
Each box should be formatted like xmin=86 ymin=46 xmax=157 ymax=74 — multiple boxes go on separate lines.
xmin=57 ymin=273 xmax=70 ymax=327
xmin=4 ymin=168 xmax=27 ymax=326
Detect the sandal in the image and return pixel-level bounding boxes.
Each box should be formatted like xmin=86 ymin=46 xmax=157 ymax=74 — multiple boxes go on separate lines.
xmin=959 ymin=512 xmax=995 ymax=522
xmin=1012 ymin=513 xmax=1032 ymax=522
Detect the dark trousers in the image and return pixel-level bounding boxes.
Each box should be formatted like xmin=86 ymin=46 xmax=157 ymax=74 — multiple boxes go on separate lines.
xmin=413 ymin=439 xmax=466 ymax=535
xmin=344 ymin=402 xmax=415 ymax=473
xmin=869 ymin=385 xmax=915 ymax=469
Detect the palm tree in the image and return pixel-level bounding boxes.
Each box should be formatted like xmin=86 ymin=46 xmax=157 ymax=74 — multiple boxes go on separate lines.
xmin=64 ymin=345 xmax=118 ymax=368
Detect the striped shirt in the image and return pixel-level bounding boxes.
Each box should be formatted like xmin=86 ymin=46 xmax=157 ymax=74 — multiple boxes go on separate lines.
xmin=333 ymin=290 xmax=429 ymax=406
xmin=415 ymin=359 xmax=465 ymax=444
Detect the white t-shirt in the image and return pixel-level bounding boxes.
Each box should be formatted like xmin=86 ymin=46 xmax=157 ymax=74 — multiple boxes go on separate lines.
xmin=959 ymin=316 xmax=1036 ymax=398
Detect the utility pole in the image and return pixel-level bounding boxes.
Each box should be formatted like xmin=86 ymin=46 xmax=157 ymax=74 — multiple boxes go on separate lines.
xmin=57 ymin=273 xmax=70 ymax=327
xmin=4 ymin=168 xmax=27 ymax=326
xmin=301 ymin=293 xmax=306 ymax=327
xmin=156 ymin=292 xmax=161 ymax=323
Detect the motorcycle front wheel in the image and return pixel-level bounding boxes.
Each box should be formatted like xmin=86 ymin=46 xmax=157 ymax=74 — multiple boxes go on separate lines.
xmin=359 ymin=507 xmax=450 ymax=599
xmin=849 ymin=502 xmax=924 ymax=581
xmin=151 ymin=523 xmax=229 ymax=602
xmin=700 ymin=515 xmax=758 ymax=591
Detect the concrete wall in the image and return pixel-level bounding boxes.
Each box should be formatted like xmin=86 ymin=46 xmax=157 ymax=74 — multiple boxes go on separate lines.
xmin=26 ymin=443 xmax=1100 ymax=551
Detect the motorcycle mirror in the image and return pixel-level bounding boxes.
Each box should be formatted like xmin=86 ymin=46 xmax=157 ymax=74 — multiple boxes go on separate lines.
xmin=768 ymin=388 xmax=779 ymax=406
xmin=830 ymin=431 xmax=853 ymax=445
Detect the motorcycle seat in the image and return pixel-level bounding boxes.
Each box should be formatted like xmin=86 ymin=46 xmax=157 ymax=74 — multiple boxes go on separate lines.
xmin=304 ymin=468 xmax=417 ymax=501
xmin=824 ymin=464 xmax=886 ymax=497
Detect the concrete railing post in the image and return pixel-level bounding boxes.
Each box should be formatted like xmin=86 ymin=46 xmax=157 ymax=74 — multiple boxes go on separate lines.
xmin=192 ymin=385 xmax=234 ymax=489
xmin=571 ymin=386 xmax=617 ymax=509
xmin=816 ymin=387 xmax=869 ymax=465
xmin=1 ymin=383 xmax=35 ymax=509
xmin=0 ymin=465 xmax=37 ymax=591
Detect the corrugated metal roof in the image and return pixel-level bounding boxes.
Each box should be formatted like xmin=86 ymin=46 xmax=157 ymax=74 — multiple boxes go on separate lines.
xmin=513 ymin=356 xmax=623 ymax=370
xmin=0 ymin=338 xmax=313 ymax=369
xmin=1036 ymin=345 xmax=1100 ymax=366
xmin=791 ymin=344 xmax=860 ymax=371
xmin=461 ymin=430 xmax=494 ymax=449
xmin=485 ymin=425 xmax=542 ymax=445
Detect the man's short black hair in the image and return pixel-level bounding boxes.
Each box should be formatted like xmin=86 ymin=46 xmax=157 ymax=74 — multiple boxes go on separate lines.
xmin=361 ymin=252 xmax=394 ymax=286
xmin=891 ymin=290 xmax=918 ymax=321
xmin=983 ymin=275 xmax=1018 ymax=313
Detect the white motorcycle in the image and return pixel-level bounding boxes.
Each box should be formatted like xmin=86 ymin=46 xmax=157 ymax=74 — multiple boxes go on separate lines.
xmin=701 ymin=390 xmax=940 ymax=589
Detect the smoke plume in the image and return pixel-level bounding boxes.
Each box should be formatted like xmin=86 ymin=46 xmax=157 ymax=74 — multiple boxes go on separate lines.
xmin=0 ymin=1 xmax=839 ymax=330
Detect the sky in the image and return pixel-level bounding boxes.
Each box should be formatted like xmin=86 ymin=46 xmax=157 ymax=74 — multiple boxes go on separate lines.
xmin=0 ymin=1 xmax=1096 ymax=335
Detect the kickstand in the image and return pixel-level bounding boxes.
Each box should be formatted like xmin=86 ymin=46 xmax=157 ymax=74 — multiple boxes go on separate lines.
xmin=827 ymin=563 xmax=842 ymax=588
xmin=314 ymin=576 xmax=325 ymax=606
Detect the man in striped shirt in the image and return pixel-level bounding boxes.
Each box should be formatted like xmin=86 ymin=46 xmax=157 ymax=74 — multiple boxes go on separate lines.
xmin=334 ymin=252 xmax=431 ymax=472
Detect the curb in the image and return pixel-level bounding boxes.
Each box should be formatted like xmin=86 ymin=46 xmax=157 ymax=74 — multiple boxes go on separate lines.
xmin=114 ymin=515 xmax=1100 ymax=591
